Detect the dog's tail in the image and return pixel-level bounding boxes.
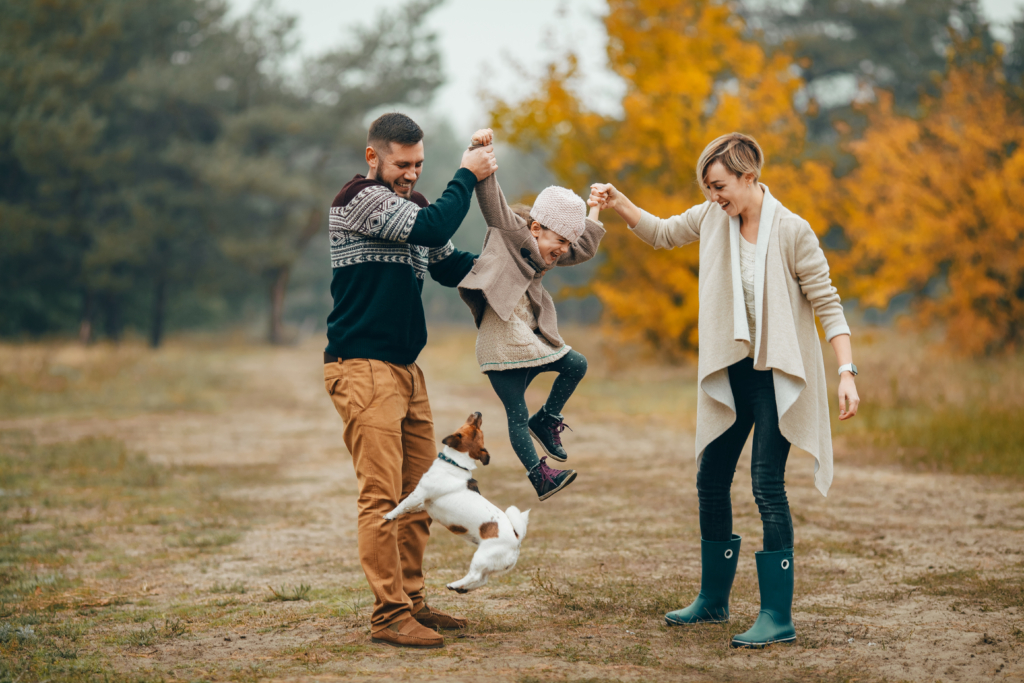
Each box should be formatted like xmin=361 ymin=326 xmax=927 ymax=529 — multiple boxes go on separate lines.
xmin=505 ymin=506 xmax=530 ymax=542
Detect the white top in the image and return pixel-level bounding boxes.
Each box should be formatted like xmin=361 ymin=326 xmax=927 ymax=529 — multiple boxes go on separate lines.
xmin=739 ymin=234 xmax=757 ymax=358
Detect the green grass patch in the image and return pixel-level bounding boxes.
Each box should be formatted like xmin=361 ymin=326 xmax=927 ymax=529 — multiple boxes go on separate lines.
xmin=266 ymin=583 xmax=312 ymax=602
xmin=904 ymin=567 xmax=1024 ymax=610
xmin=0 ymin=430 xmax=276 ymax=682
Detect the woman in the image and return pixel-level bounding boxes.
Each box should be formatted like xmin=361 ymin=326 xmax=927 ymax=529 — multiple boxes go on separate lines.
xmin=590 ymin=133 xmax=859 ymax=649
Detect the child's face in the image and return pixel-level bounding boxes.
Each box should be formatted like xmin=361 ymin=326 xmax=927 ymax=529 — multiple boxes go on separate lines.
xmin=530 ymin=222 xmax=571 ymax=265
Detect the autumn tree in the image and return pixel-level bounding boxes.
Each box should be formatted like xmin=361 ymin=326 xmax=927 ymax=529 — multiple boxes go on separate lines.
xmin=491 ymin=0 xmax=835 ymax=358
xmin=839 ymin=45 xmax=1024 ymax=355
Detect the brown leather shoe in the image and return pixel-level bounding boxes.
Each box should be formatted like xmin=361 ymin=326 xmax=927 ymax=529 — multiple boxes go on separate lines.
xmin=370 ymin=617 xmax=444 ymax=649
xmin=413 ymin=603 xmax=468 ymax=630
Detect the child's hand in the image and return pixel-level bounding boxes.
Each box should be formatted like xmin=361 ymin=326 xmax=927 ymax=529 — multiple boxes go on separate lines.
xmin=589 ymin=183 xmax=617 ymax=210
xmin=471 ymin=128 xmax=494 ymax=147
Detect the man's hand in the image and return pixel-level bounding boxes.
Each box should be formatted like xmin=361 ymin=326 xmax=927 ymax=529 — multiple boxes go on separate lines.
xmin=461 ymin=144 xmax=497 ymax=181
xmin=471 ymin=128 xmax=494 ymax=147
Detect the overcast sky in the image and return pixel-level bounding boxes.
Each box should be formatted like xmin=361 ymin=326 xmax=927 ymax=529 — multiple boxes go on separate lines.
xmin=231 ymin=0 xmax=1024 ymax=136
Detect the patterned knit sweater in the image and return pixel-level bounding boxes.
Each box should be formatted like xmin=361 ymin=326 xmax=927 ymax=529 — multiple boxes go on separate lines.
xmin=325 ymin=170 xmax=477 ymax=364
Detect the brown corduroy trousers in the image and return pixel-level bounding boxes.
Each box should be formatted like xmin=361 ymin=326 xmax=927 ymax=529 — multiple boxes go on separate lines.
xmin=324 ymin=358 xmax=435 ymax=632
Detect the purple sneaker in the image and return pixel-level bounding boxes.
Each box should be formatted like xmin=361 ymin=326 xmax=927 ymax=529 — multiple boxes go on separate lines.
xmin=529 ymin=407 xmax=571 ymax=462
xmin=527 ymin=457 xmax=577 ymax=501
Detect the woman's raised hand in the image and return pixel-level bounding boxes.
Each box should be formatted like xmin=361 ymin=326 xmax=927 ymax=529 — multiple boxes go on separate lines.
xmin=589 ymin=183 xmax=616 ymax=209
xmin=471 ymin=128 xmax=494 ymax=147
xmin=588 ymin=182 xmax=642 ymax=228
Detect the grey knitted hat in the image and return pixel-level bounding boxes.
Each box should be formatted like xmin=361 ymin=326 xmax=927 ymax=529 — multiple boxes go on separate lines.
xmin=530 ymin=186 xmax=586 ymax=243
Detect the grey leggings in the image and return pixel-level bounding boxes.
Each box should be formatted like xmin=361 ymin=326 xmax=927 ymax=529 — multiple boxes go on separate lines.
xmin=485 ymin=349 xmax=588 ymax=471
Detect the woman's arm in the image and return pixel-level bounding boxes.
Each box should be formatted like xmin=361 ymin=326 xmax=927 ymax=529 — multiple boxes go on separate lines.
xmin=792 ymin=219 xmax=859 ymax=420
xmin=829 ymin=333 xmax=860 ymax=420
xmin=589 ymin=183 xmax=705 ymax=249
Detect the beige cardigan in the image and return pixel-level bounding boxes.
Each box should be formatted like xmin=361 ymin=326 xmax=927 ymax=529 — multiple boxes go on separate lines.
xmin=632 ymin=186 xmax=850 ymax=496
xmin=458 ymin=172 xmax=605 ymax=348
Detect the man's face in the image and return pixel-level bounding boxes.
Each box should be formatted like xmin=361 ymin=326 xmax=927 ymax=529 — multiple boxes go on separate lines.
xmin=366 ymin=141 xmax=424 ymax=199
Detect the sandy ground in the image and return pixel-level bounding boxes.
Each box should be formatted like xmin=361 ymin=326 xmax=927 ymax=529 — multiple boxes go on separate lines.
xmin=3 ymin=337 xmax=1022 ymax=682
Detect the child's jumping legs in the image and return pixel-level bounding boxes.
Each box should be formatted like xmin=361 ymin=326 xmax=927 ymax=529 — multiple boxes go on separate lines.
xmin=527 ymin=350 xmax=587 ymax=461
xmin=485 ymin=349 xmax=587 ymax=500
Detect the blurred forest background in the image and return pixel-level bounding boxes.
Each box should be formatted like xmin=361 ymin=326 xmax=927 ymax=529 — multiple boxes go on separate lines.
xmin=3 ymin=0 xmax=1024 ymax=357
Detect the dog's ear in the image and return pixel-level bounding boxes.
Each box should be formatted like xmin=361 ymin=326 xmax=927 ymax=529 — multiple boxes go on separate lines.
xmin=441 ymin=433 xmax=461 ymax=448
xmin=468 ymin=412 xmax=482 ymax=428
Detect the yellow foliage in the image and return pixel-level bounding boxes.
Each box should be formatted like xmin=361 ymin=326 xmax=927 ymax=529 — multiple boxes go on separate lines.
xmin=840 ymin=53 xmax=1024 ymax=355
xmin=491 ymin=0 xmax=835 ymax=358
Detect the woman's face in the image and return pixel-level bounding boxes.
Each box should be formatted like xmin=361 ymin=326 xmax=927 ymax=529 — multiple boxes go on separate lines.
xmin=703 ymin=161 xmax=757 ymax=217
xmin=530 ymin=222 xmax=571 ymax=265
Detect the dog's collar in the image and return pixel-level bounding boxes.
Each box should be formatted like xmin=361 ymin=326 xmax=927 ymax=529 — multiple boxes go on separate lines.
xmin=437 ymin=452 xmax=470 ymax=471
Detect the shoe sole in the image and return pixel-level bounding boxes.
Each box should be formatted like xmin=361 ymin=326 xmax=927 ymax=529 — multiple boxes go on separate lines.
xmin=665 ymin=616 xmax=728 ymax=626
xmin=371 ymin=636 xmax=444 ymax=649
xmin=538 ymin=469 xmax=577 ymax=501
xmin=730 ymin=635 xmax=796 ymax=649
xmin=529 ymin=427 xmax=567 ymax=462
xmin=418 ymin=622 xmax=467 ymax=631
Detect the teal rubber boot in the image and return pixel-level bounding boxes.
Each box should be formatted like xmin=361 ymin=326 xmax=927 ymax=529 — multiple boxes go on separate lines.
xmin=731 ymin=548 xmax=796 ymax=648
xmin=665 ymin=535 xmax=741 ymax=625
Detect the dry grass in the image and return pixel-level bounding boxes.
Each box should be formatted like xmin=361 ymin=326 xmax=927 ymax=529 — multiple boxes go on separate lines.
xmin=826 ymin=325 xmax=1024 ymax=478
xmin=0 ymin=329 xmax=1021 ymax=682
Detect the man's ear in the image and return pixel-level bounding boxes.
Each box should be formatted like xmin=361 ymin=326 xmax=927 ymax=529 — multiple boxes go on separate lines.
xmin=441 ymin=434 xmax=461 ymax=447
xmin=366 ymin=146 xmax=378 ymax=174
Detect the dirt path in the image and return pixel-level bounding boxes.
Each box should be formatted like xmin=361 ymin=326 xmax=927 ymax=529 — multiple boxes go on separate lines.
xmin=3 ymin=338 xmax=1021 ymax=682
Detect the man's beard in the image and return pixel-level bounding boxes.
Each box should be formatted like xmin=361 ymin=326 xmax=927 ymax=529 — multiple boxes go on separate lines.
xmin=369 ymin=165 xmax=415 ymax=196
xmin=380 ymin=176 xmax=415 ymax=196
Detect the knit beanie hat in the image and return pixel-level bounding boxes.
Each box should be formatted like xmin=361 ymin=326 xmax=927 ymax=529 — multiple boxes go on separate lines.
xmin=530 ymin=186 xmax=586 ymax=243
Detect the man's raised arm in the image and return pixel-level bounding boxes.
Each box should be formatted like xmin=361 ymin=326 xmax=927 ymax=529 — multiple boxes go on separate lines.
xmin=406 ymin=145 xmax=497 ymax=247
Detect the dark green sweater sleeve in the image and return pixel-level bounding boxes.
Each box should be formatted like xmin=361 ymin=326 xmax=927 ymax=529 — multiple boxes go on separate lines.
xmin=428 ymin=248 xmax=477 ymax=287
xmin=407 ymin=168 xmax=477 ymax=247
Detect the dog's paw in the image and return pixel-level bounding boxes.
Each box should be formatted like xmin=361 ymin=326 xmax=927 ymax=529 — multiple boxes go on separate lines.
xmin=383 ymin=512 xmax=396 ymax=521
xmin=446 ymin=584 xmax=469 ymax=594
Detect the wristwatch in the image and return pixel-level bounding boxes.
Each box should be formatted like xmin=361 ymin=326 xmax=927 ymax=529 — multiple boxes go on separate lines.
xmin=838 ymin=363 xmax=858 ymax=378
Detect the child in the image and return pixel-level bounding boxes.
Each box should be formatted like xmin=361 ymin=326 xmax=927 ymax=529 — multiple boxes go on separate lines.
xmin=458 ymin=129 xmax=605 ymax=500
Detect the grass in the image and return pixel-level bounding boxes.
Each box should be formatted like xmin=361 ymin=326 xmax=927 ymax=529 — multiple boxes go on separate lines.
xmin=0 ymin=339 xmax=239 ymax=418
xmin=266 ymin=583 xmax=312 ymax=602
xmin=818 ymin=325 xmax=1024 ymax=478
xmin=0 ymin=426 xmax=277 ymax=683
xmin=0 ymin=331 xmax=1021 ymax=682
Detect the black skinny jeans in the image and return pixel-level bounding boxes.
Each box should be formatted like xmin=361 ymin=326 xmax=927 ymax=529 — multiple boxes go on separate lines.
xmin=697 ymin=357 xmax=795 ymax=552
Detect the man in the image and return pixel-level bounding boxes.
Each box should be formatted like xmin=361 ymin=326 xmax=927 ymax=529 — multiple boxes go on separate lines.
xmin=323 ymin=112 xmax=496 ymax=649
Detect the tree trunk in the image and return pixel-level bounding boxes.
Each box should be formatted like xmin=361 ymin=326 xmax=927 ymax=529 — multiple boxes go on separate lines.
xmin=266 ymin=207 xmax=323 ymax=345
xmin=102 ymin=293 xmax=123 ymax=342
xmin=150 ymin=276 xmax=166 ymax=349
xmin=78 ymin=290 xmax=94 ymax=345
xmin=268 ymin=267 xmax=289 ymax=345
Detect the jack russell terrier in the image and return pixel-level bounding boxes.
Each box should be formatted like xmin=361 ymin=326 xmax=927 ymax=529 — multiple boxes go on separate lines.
xmin=384 ymin=412 xmax=529 ymax=593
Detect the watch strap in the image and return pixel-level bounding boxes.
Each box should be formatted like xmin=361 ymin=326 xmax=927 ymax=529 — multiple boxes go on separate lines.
xmin=838 ymin=363 xmax=857 ymax=377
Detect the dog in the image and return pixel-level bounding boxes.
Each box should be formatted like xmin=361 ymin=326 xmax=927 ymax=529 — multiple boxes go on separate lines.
xmin=383 ymin=412 xmax=530 ymax=593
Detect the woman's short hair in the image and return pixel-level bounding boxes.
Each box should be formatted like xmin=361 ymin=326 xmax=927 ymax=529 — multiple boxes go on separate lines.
xmin=696 ymin=133 xmax=764 ymax=195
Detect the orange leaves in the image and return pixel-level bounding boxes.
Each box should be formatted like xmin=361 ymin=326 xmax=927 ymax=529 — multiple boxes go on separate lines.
xmin=841 ymin=55 xmax=1024 ymax=355
xmin=493 ymin=2 xmax=1024 ymax=357
xmin=492 ymin=0 xmax=830 ymax=358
